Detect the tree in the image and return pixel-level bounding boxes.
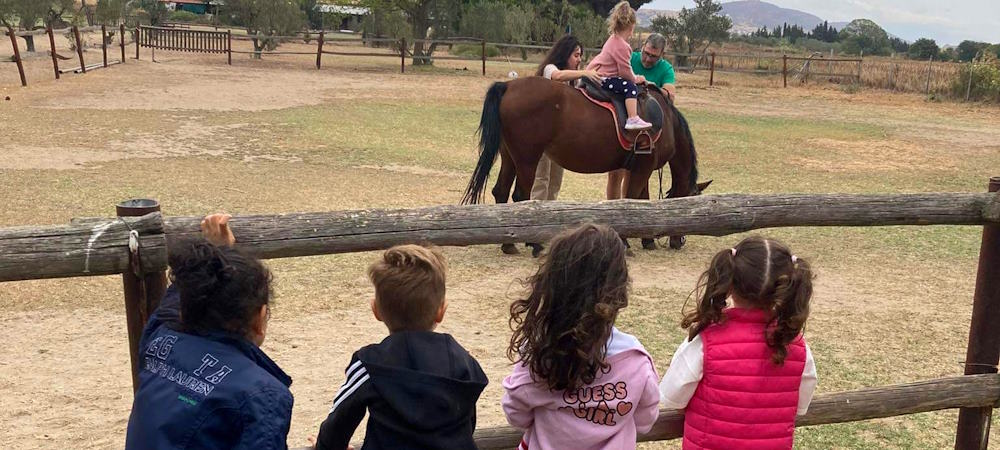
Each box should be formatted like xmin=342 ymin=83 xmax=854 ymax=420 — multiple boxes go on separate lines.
xmin=888 ymin=36 xmax=908 ymax=54
xmin=908 ymin=38 xmax=939 ymax=60
xmin=223 ymin=0 xmax=306 ymax=58
xmin=649 ymin=0 xmax=731 ymax=67
xmin=957 ymin=40 xmax=991 ymax=62
xmin=299 ymin=0 xmax=323 ymax=30
xmin=361 ymin=0 xmax=461 ymax=65
xmin=136 ymin=0 xmax=168 ymax=26
xmin=838 ymin=18 xmax=890 ymax=55
xmin=0 ymin=0 xmax=75 ymax=52
xmin=808 ymin=21 xmax=838 ymax=43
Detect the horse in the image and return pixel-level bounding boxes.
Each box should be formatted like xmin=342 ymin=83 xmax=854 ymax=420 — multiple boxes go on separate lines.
xmin=461 ymin=76 xmax=711 ymax=254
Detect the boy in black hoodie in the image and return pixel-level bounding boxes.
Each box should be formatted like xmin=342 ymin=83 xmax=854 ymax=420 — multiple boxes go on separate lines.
xmin=315 ymin=245 xmax=488 ymax=450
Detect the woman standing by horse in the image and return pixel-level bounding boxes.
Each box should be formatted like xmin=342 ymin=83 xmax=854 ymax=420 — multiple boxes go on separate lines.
xmin=525 ymin=35 xmax=603 ymax=256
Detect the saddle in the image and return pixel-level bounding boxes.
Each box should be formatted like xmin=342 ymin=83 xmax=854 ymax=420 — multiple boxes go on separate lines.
xmin=577 ymin=77 xmax=664 ymax=154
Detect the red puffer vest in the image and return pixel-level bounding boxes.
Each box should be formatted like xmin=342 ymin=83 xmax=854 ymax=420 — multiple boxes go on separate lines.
xmin=682 ymin=308 xmax=807 ymax=450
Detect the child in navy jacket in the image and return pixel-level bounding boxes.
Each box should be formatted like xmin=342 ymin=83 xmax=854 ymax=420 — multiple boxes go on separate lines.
xmin=126 ymin=214 xmax=293 ymax=450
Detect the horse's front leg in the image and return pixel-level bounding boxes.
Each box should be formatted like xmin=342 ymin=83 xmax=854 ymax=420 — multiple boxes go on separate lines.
xmin=625 ymin=169 xmax=657 ymax=251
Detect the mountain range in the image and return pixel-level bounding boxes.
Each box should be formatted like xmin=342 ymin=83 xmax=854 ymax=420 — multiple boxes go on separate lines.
xmin=638 ymin=0 xmax=850 ymax=35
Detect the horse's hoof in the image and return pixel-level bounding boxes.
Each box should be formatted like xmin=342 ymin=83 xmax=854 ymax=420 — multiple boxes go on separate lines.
xmin=641 ymin=239 xmax=657 ymax=250
xmin=527 ymin=243 xmax=544 ymax=258
xmin=501 ymin=243 xmax=520 ymax=255
xmin=668 ymin=236 xmax=686 ymax=250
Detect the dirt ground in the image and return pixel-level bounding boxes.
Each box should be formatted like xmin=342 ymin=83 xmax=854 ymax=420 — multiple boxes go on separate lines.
xmin=1 ymin=45 xmax=998 ymax=449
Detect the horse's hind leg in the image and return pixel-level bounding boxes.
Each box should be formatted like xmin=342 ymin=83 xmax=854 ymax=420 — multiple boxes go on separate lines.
xmin=492 ymin=145 xmax=517 ymax=205
xmin=493 ymin=147 xmax=521 ymax=255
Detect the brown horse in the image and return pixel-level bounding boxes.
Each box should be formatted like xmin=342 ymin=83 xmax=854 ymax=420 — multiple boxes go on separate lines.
xmin=461 ymin=76 xmax=711 ymax=253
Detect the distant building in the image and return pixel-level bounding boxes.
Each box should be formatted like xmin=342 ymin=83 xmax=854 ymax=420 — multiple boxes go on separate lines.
xmin=160 ymin=1 xmax=221 ymax=15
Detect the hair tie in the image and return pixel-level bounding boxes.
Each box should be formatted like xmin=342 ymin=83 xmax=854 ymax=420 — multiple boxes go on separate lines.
xmin=791 ymin=255 xmax=798 ymax=264
xmin=730 ymin=248 xmax=737 ymax=257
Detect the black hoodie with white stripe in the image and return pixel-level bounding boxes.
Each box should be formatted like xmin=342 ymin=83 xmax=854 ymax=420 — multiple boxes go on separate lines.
xmin=316 ymin=331 xmax=489 ymax=450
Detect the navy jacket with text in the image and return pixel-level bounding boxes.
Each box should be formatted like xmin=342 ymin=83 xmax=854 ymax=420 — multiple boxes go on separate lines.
xmin=125 ymin=286 xmax=294 ymax=450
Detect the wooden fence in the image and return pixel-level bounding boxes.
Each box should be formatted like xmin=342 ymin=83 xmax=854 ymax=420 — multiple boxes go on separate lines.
xmin=6 ymin=24 xmax=129 ymax=86
xmin=2 ymin=183 xmax=999 ymax=448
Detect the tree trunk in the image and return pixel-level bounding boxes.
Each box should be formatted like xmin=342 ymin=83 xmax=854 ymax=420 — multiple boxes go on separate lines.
xmin=410 ymin=12 xmax=432 ymax=66
xmin=21 ymin=35 xmax=36 ymax=53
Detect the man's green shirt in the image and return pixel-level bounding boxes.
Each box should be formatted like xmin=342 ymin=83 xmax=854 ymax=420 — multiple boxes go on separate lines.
xmin=630 ymin=51 xmax=675 ymax=87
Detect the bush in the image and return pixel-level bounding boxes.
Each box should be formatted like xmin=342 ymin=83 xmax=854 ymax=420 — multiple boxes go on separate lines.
xmin=453 ymin=43 xmax=500 ymax=58
xmin=168 ymin=10 xmax=202 ymax=23
xmin=952 ymin=54 xmax=1000 ymax=102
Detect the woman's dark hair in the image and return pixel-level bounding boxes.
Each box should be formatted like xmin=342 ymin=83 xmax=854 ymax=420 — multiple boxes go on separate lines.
xmin=507 ymin=223 xmax=629 ymax=391
xmin=169 ymin=239 xmax=273 ymax=336
xmin=682 ymin=236 xmax=813 ymax=365
xmin=535 ymin=34 xmax=583 ymax=76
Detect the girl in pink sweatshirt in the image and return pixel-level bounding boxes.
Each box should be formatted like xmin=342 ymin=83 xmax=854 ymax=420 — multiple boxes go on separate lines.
xmin=502 ymin=224 xmax=660 ymax=450
xmin=586 ymin=1 xmax=652 ymax=130
xmin=660 ymin=236 xmax=818 ymax=449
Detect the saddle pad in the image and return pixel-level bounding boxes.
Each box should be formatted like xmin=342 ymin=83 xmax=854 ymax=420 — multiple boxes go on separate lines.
xmin=577 ymin=87 xmax=663 ymax=151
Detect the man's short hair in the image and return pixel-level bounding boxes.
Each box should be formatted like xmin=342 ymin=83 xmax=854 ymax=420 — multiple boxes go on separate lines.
xmin=369 ymin=245 xmax=447 ymax=332
xmin=644 ymin=33 xmax=667 ymax=52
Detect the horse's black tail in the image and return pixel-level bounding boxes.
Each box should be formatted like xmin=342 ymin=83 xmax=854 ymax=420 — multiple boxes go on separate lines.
xmin=671 ymin=102 xmax=699 ymax=195
xmin=462 ymin=82 xmax=507 ymax=205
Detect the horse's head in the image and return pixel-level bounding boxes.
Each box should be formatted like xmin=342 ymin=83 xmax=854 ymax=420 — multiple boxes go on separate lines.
xmin=667 ymin=179 xmax=713 ymax=249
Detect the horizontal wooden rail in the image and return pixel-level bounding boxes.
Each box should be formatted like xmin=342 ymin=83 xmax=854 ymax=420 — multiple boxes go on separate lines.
xmin=472 ymin=374 xmax=1000 ymax=449
xmin=286 ymin=374 xmax=1000 ymax=450
xmin=0 ymin=214 xmax=165 ymax=282
xmin=1 ymin=192 xmax=997 ymax=282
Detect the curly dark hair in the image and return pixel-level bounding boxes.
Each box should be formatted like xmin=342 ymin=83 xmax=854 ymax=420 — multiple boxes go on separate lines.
xmin=682 ymin=236 xmax=813 ymax=365
xmin=535 ymin=34 xmax=583 ymax=76
xmin=168 ymin=239 xmax=273 ymax=337
xmin=507 ymin=223 xmax=630 ymax=391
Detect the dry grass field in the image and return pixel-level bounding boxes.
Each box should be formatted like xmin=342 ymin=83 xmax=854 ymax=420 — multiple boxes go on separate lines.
xmin=1 ymin=43 xmax=998 ymax=449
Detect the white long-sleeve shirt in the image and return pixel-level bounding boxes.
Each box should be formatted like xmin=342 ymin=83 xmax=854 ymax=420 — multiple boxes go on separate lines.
xmin=658 ymin=335 xmax=818 ymax=415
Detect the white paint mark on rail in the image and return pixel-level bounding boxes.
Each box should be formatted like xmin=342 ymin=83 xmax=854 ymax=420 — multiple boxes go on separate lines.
xmin=83 ymin=221 xmax=115 ymax=273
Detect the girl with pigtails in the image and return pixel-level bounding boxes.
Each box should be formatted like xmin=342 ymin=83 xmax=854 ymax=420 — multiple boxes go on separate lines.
xmin=660 ymin=236 xmax=818 ymax=450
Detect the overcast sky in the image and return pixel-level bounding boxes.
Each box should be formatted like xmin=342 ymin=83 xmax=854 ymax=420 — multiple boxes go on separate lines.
xmin=643 ymin=0 xmax=1000 ymax=45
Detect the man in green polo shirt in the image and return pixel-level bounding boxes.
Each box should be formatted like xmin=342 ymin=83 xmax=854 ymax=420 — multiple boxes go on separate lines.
xmin=631 ymin=33 xmax=676 ymax=101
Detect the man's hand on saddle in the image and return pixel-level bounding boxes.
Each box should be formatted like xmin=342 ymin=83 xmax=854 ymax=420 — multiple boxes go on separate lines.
xmin=200 ymin=213 xmax=236 ymax=247
xmin=635 ymin=74 xmax=648 ymax=85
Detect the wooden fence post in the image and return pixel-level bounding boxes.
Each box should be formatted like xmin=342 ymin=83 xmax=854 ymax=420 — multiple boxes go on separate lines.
xmin=116 ymin=199 xmax=169 ymax=393
xmin=709 ymin=52 xmax=715 ymax=86
xmin=120 ymin=23 xmax=126 ymax=63
xmin=400 ymin=38 xmax=405 ymax=73
xmin=481 ymin=39 xmax=486 ymax=76
xmin=72 ymin=26 xmax=86 ymax=74
xmin=135 ymin=26 xmax=140 ymax=60
xmin=856 ymin=57 xmax=862 ymax=85
xmin=101 ymin=24 xmax=108 ymax=68
xmin=47 ymin=27 xmax=60 ymax=80
xmin=782 ymin=54 xmax=787 ymax=88
xmin=227 ymin=30 xmax=232 ymax=65
xmin=955 ymin=176 xmax=1000 ymax=450
xmin=889 ymin=62 xmax=896 ymax=90
xmin=965 ymin=63 xmax=974 ymax=102
xmin=316 ymin=30 xmax=324 ymax=70
xmin=925 ymin=56 xmax=933 ymax=95
xmin=8 ymin=29 xmax=27 ymax=87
